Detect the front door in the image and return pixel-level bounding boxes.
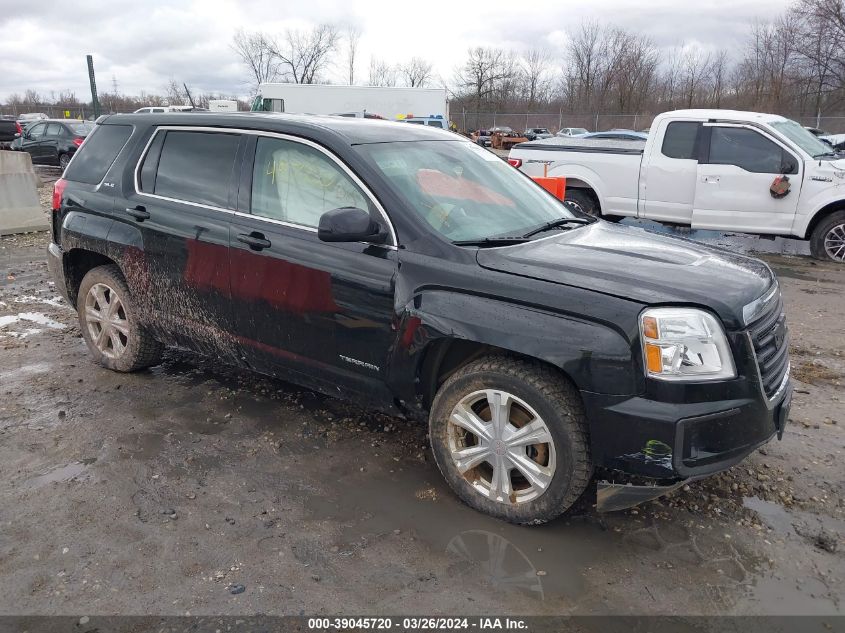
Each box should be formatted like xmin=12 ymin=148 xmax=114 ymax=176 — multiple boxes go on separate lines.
xmin=692 ymin=124 xmax=801 ymax=234
xmin=229 ymin=134 xmax=397 ymax=402
xmin=124 ymin=127 xmax=242 ymax=357
xmin=21 ymin=122 xmax=47 ymax=163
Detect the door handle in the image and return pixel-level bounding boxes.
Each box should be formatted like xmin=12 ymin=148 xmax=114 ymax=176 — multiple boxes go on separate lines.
xmin=125 ymin=206 xmax=150 ymax=221
xmin=702 ymin=176 xmax=720 ymax=184
xmin=237 ymin=232 xmax=272 ymax=250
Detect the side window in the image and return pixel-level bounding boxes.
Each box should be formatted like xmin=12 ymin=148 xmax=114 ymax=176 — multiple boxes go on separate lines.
xmin=251 ymin=136 xmax=371 ymax=228
xmin=28 ymin=123 xmax=46 ymax=139
xmin=149 ymin=131 xmax=240 ymax=208
xmin=65 ymin=124 xmax=133 ymax=185
xmin=44 ymin=123 xmax=62 ymax=136
xmin=661 ymin=121 xmax=700 ymax=159
xmin=428 ymin=120 xmax=444 ymax=128
xmin=708 ymin=127 xmax=794 ymax=174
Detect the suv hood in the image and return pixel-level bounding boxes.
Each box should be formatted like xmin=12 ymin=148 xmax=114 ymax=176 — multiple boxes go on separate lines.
xmin=476 ymin=222 xmax=773 ymax=329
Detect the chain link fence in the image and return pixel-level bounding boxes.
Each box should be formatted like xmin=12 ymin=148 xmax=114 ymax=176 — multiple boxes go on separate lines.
xmin=0 ymin=103 xmax=104 ymax=120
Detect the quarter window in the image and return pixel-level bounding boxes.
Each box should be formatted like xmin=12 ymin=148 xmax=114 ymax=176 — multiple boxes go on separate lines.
xmin=708 ymin=127 xmax=796 ymax=174
xmin=64 ymin=124 xmax=132 ymax=185
xmin=250 ymin=136 xmax=371 ymax=228
xmin=148 ymin=131 xmax=240 ymax=208
xmin=661 ymin=121 xmax=700 ymax=159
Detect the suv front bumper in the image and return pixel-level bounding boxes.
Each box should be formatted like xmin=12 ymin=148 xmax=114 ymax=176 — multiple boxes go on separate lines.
xmin=581 ymin=370 xmax=792 ymax=480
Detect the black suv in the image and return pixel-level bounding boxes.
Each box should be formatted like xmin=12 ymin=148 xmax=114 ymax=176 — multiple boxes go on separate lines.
xmin=47 ymin=113 xmax=792 ymax=524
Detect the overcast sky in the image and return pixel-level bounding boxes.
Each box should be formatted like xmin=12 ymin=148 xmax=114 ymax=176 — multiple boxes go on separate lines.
xmin=0 ymin=0 xmax=793 ymax=102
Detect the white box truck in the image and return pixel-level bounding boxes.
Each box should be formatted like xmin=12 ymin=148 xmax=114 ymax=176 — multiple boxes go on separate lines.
xmin=251 ymin=84 xmax=448 ymax=121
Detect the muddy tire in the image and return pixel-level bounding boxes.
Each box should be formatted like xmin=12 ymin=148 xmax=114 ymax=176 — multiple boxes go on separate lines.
xmin=77 ymin=264 xmax=163 ymax=372
xmin=429 ymin=355 xmax=592 ymax=525
xmin=809 ymin=211 xmax=845 ymax=262
xmin=564 ymin=189 xmax=621 ymax=222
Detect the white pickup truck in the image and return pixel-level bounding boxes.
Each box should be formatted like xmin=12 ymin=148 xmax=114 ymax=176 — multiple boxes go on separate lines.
xmin=509 ymin=109 xmax=845 ymax=261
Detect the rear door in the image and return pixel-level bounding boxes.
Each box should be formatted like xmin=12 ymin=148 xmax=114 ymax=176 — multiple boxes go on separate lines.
xmin=42 ymin=123 xmax=64 ymax=164
xmin=126 ymin=127 xmax=242 ymax=357
xmin=229 ymin=133 xmax=398 ymax=401
xmin=640 ymin=120 xmax=702 ymax=223
xmin=692 ymin=124 xmax=800 ymax=233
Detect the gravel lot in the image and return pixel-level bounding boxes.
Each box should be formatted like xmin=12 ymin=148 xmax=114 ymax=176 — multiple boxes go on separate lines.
xmin=0 ymin=177 xmax=842 ymax=616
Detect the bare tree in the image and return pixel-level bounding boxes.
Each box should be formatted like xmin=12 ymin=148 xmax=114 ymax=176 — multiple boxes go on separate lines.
xmin=269 ymin=23 xmax=341 ymax=84
xmin=232 ymin=30 xmax=279 ymax=91
xmin=368 ymin=58 xmax=398 ymax=86
xmin=399 ymin=57 xmax=434 ymax=87
xmin=455 ymin=47 xmax=517 ymax=113
xmin=679 ymin=46 xmax=712 ymax=108
xmin=346 ymin=26 xmax=361 ymax=85
xmin=520 ymin=49 xmax=551 ymax=109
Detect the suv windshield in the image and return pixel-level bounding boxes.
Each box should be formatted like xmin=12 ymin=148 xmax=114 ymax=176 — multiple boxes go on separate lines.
xmin=770 ymin=118 xmax=831 ymax=157
xmin=359 ymin=140 xmax=579 ymax=242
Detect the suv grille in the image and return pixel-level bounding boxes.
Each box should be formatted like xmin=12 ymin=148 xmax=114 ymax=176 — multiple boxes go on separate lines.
xmin=748 ymin=293 xmax=789 ymax=398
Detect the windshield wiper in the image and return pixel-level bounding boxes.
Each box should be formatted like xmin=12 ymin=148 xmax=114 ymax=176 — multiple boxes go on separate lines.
xmin=522 ymin=217 xmax=592 ymax=238
xmin=453 ymin=237 xmax=530 ymax=246
xmin=814 ymin=150 xmax=838 ymax=158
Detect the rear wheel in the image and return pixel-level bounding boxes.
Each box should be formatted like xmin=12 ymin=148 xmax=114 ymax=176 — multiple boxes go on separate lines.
xmin=59 ymin=153 xmax=70 ymax=170
xmin=77 ymin=264 xmax=163 ymax=372
xmin=564 ymin=189 xmax=621 ymax=222
xmin=810 ymin=211 xmax=845 ymax=262
xmin=429 ymin=356 xmax=592 ymax=525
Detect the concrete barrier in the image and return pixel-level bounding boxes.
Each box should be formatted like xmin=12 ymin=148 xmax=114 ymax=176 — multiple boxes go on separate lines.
xmin=0 ymin=150 xmax=48 ymax=235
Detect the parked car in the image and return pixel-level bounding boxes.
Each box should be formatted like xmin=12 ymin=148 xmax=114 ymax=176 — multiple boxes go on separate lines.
xmin=133 ymin=105 xmax=208 ymax=113
xmin=402 ymin=115 xmax=448 ymax=129
xmin=556 ymin=127 xmax=589 ymax=137
xmin=17 ymin=112 xmax=48 ymax=122
xmin=510 ymin=108 xmax=845 ymax=262
xmin=524 ymin=127 xmax=553 ymax=141
xmin=48 ymin=112 xmax=791 ymax=523
xmin=578 ymin=130 xmax=649 ymax=141
xmin=331 ymin=111 xmax=386 ymax=119
xmin=472 ymin=129 xmax=492 ymax=147
xmin=0 ymin=116 xmax=22 ymax=149
xmin=14 ymin=119 xmax=95 ymax=169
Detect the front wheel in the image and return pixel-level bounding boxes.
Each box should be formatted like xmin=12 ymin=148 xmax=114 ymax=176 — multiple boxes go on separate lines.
xmin=429 ymin=356 xmax=592 ymax=524
xmin=810 ymin=211 xmax=845 ymax=262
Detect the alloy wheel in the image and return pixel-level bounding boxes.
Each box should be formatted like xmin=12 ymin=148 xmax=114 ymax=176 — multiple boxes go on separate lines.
xmin=824 ymin=223 xmax=845 ymax=261
xmin=447 ymin=389 xmax=556 ymax=505
xmin=84 ymin=283 xmax=129 ymax=359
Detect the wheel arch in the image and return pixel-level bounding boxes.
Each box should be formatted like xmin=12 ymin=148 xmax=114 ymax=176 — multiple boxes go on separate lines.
xmin=804 ymin=200 xmax=845 ymax=239
xmin=64 ymin=248 xmax=122 ymax=306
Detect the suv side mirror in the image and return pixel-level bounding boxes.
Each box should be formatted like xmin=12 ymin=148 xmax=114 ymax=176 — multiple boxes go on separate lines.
xmin=318 ymin=206 xmax=387 ymax=244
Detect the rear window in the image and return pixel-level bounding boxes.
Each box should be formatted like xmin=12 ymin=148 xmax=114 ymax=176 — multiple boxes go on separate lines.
xmin=67 ymin=122 xmax=94 ymax=136
xmin=63 ymin=124 xmax=133 ymax=185
xmin=147 ymin=130 xmax=239 ymax=208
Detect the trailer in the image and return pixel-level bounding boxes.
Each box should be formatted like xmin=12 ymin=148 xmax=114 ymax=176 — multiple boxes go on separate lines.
xmin=251 ymin=84 xmax=448 ymax=121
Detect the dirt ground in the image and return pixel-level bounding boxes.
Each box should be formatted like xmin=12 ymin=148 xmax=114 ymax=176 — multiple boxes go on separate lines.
xmin=0 ymin=177 xmax=842 ymax=616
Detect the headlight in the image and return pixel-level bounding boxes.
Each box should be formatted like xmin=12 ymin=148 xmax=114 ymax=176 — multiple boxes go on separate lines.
xmin=639 ymin=308 xmax=736 ymax=381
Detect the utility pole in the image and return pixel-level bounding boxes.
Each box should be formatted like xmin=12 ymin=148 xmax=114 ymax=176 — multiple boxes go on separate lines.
xmin=86 ymin=55 xmax=100 ymax=118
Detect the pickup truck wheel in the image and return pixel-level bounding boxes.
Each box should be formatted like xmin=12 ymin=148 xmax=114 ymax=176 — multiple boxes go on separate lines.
xmin=429 ymin=356 xmax=592 ymax=524
xmin=563 ymin=189 xmax=621 ymax=222
xmin=810 ymin=211 xmax=845 ymax=261
xmin=77 ymin=265 xmax=164 ymax=372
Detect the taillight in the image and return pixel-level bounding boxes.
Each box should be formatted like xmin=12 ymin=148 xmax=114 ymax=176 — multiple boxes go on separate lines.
xmin=15 ymin=122 xmax=22 ymax=135
xmin=72 ymin=137 xmax=84 ymax=147
xmin=507 ymin=158 xmax=522 ymax=168
xmin=52 ymin=178 xmax=67 ymax=211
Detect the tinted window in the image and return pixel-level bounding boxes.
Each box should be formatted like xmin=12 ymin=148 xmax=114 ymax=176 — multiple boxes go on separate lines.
xmin=428 ymin=120 xmax=444 ymax=128
xmin=152 ymin=131 xmax=239 ymax=207
xmin=64 ymin=124 xmax=133 ymax=185
xmin=661 ymin=121 xmax=700 ymax=159
xmin=708 ymin=127 xmax=791 ymax=174
xmin=28 ymin=123 xmax=46 ymax=138
xmin=251 ymin=136 xmax=370 ymax=228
